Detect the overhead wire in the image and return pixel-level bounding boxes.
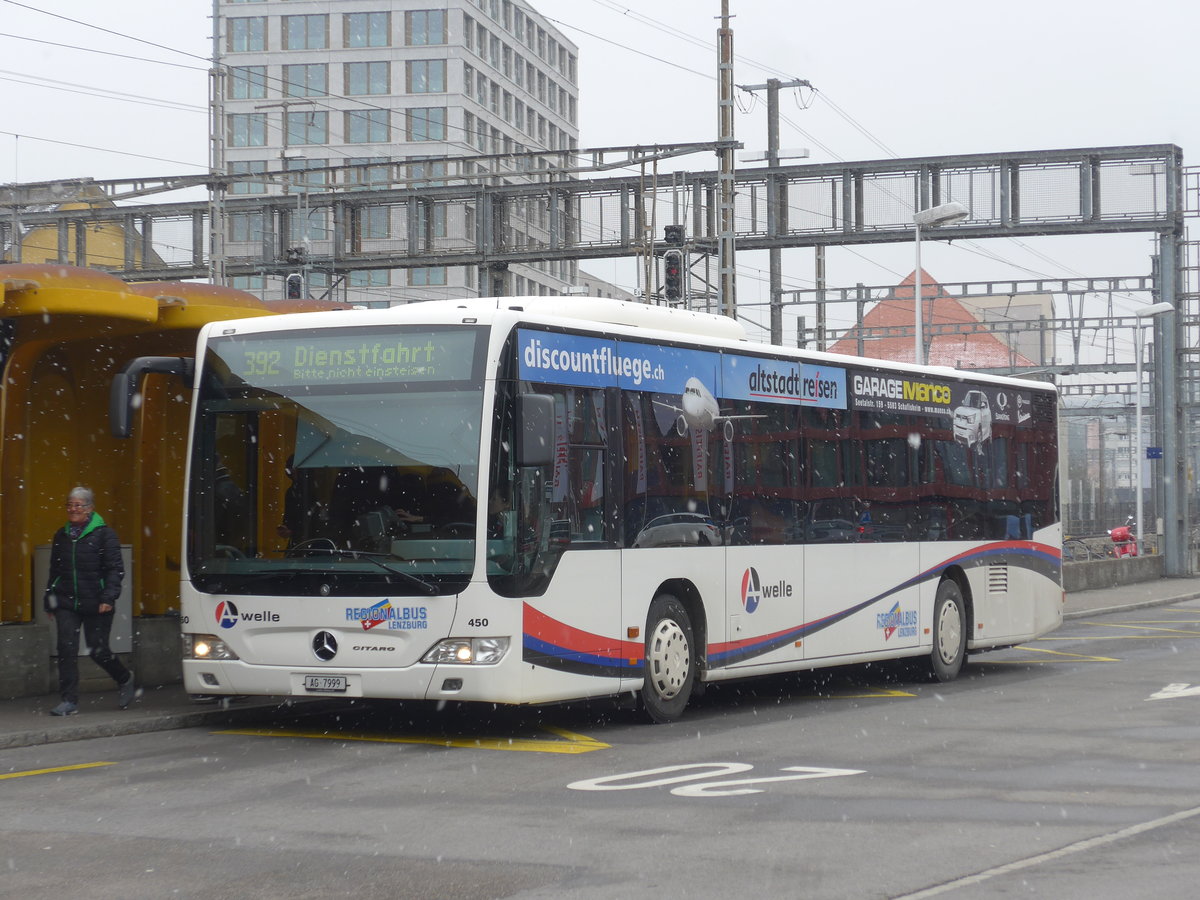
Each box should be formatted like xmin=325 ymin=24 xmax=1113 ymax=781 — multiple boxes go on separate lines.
xmin=808 ymin=90 xmax=898 ymax=159
xmin=3 ymin=32 xmax=578 ymax=188
xmin=0 ymin=3 xmax=804 ymax=300
xmin=0 ymin=5 xmax=778 ymax=195
xmin=0 ymin=32 xmax=207 ymax=70
xmin=570 ymin=5 xmax=1133 ymax=318
xmin=1 ymin=0 xmax=211 ymax=63
xmin=0 ymin=129 xmax=206 ymax=169
xmin=558 ymin=6 xmax=938 ymax=305
xmin=7 ymin=0 xmax=1149 ymax=326
xmin=585 ymin=0 xmax=715 ymax=52
xmin=0 ymin=70 xmax=207 ymax=113
xmin=542 ymin=16 xmax=714 ymax=82
xmin=3 ymin=6 xmax=596 ymax=296
xmin=0 ymin=5 xmax=791 ymax=192
xmin=4 ymin=2 xmax=577 ymax=182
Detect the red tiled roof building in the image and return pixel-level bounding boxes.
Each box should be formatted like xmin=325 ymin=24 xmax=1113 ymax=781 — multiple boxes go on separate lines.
xmin=827 ymin=269 xmax=1036 ymax=369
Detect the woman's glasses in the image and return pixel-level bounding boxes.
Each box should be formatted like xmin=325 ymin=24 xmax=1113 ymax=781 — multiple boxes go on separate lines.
xmin=65 ymin=503 xmax=91 ymax=510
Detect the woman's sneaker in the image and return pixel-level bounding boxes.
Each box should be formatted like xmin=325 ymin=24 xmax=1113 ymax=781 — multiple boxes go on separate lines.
xmin=49 ymin=701 xmax=78 ymax=716
xmin=118 ymin=674 xmax=143 ymax=710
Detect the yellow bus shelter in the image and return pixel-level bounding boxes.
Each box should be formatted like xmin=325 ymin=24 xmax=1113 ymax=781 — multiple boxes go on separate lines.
xmin=0 ymin=264 xmax=338 ymax=697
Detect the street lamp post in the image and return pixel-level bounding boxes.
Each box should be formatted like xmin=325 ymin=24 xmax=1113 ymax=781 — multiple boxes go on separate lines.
xmin=1135 ymin=301 xmax=1175 ymax=553
xmin=912 ymin=201 xmax=969 ymax=365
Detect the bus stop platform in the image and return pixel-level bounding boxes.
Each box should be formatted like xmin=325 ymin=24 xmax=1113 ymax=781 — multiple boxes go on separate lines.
xmin=5 ymin=576 xmax=1200 ymax=752
xmin=1060 ymin=574 xmax=1200 ymax=619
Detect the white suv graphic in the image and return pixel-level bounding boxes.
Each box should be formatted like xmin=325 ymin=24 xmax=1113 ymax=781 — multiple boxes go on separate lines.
xmin=953 ymin=390 xmax=992 ymax=448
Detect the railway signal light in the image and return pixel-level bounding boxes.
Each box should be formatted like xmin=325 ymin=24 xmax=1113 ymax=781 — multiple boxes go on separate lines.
xmin=663 ymin=249 xmax=684 ymax=302
xmin=285 ymin=273 xmax=304 ymax=299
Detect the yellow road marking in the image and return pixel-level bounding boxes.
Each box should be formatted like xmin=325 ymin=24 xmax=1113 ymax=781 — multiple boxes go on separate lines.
xmin=1077 ymin=622 xmax=1200 ymax=637
xmin=0 ymin=762 xmax=115 ymax=780
xmin=214 ymin=726 xmax=610 ymax=754
xmin=1036 ymin=635 xmax=1195 ymax=641
xmin=540 ymin=725 xmax=612 ymax=749
xmin=820 ymin=688 xmax=915 ymax=699
xmin=990 ymin=646 xmax=1119 ymax=663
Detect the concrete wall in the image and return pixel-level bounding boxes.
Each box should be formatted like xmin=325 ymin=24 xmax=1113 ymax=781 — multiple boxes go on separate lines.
xmin=0 ymin=624 xmax=52 ymax=699
xmin=132 ymin=616 xmax=182 ymax=687
xmin=1062 ymin=555 xmax=1162 ymax=592
xmin=0 ymin=615 xmax=181 ymax=701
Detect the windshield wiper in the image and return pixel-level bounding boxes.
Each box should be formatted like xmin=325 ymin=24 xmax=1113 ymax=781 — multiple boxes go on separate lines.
xmin=293 ymin=546 xmax=439 ymax=595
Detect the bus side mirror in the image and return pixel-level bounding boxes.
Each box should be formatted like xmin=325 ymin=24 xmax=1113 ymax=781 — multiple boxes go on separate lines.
xmin=110 ymin=356 xmax=195 ymax=438
xmin=515 ymin=393 xmax=555 ymax=467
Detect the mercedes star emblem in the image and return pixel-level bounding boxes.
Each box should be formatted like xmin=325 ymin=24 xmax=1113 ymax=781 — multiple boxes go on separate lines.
xmin=312 ymin=631 xmax=338 ymax=661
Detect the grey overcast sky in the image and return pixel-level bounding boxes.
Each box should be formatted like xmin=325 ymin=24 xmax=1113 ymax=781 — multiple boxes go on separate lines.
xmin=2 ymin=0 xmax=1197 ymax=337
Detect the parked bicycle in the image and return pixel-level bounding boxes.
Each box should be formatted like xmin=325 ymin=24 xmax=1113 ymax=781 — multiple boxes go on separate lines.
xmin=1062 ymin=538 xmax=1093 ymax=562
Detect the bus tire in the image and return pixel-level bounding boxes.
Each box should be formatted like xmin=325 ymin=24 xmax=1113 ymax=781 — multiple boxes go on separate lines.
xmin=929 ymin=578 xmax=966 ymax=682
xmin=642 ymin=594 xmax=695 ymax=723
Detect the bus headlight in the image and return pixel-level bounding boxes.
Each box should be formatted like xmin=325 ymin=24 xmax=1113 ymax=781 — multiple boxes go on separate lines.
xmin=183 ymin=633 xmax=240 ymax=661
xmin=421 ymin=637 xmax=510 ymax=665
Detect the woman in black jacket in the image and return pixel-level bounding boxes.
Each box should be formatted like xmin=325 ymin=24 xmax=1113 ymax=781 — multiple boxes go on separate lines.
xmin=44 ymin=487 xmax=139 ymax=716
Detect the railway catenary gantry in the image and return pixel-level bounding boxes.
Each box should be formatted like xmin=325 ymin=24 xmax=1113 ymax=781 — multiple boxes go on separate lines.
xmin=1 ymin=143 xmax=1182 ymax=282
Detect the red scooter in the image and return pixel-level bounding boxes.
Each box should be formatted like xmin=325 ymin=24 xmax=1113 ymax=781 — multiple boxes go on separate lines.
xmin=1108 ymin=515 xmax=1137 ymax=557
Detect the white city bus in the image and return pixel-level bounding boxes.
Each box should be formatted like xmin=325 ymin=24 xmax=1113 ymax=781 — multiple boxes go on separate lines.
xmin=116 ymin=297 xmax=1062 ymax=722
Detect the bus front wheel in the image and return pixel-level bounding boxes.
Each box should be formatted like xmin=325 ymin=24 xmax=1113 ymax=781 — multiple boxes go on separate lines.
xmin=929 ymin=578 xmax=967 ymax=682
xmin=642 ymin=594 xmax=695 ymax=723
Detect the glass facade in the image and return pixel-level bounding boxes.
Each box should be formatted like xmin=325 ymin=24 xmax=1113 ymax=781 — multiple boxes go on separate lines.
xmin=345 ymin=61 xmax=389 ymax=95
xmin=407 ymin=107 xmax=446 ymax=141
xmin=283 ymin=63 xmax=328 ymax=97
xmin=346 ymin=109 xmax=390 ymax=143
xmin=228 ymin=16 xmax=266 ymax=52
xmin=344 ymin=11 xmax=390 ymax=47
xmin=406 ymin=9 xmax=447 ymax=45
xmin=283 ymin=15 xmax=329 ymax=50
xmin=230 ymin=66 xmax=267 ymax=100
xmin=407 ymin=59 xmax=446 ymax=93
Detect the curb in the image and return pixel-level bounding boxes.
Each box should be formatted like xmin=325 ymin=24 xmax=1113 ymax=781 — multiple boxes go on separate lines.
xmin=1064 ymin=592 xmax=1200 ymax=621
xmin=0 ymin=695 xmax=370 ymax=751
xmin=0 ymin=701 xmax=287 ymax=751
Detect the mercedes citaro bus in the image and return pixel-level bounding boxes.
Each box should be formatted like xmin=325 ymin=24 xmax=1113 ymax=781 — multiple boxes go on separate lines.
xmin=112 ymin=297 xmax=1061 ymax=722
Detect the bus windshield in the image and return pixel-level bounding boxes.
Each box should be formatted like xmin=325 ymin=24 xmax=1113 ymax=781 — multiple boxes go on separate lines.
xmin=187 ymin=324 xmax=486 ymax=597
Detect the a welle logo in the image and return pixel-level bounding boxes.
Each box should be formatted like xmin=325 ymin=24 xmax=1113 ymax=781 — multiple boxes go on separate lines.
xmin=740 ymin=567 xmax=793 ymax=614
xmin=214 ymin=600 xmax=280 ymax=629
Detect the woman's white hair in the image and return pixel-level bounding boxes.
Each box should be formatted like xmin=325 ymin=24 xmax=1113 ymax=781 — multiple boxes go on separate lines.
xmin=67 ymin=486 xmax=94 ymax=507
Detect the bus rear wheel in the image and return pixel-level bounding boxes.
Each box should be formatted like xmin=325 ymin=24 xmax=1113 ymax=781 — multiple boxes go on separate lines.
xmin=929 ymin=578 xmax=966 ymax=682
xmin=642 ymin=594 xmax=695 ymax=723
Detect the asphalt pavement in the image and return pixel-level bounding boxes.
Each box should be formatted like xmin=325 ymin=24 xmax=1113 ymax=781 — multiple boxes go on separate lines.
xmin=5 ymin=575 xmax=1200 ymax=752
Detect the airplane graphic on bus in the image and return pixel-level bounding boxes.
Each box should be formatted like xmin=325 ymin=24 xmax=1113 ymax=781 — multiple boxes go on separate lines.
xmin=655 ymin=376 xmax=763 ymax=441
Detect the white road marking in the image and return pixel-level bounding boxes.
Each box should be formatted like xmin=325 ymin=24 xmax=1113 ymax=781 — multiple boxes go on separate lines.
xmin=567 ymin=762 xmax=863 ymax=797
xmin=893 ymin=804 xmax=1200 ymax=899
xmin=1146 ymin=682 xmax=1200 ymax=701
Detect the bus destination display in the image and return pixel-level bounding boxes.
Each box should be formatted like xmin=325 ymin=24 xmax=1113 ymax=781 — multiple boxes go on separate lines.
xmin=217 ymin=329 xmax=479 ymax=387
